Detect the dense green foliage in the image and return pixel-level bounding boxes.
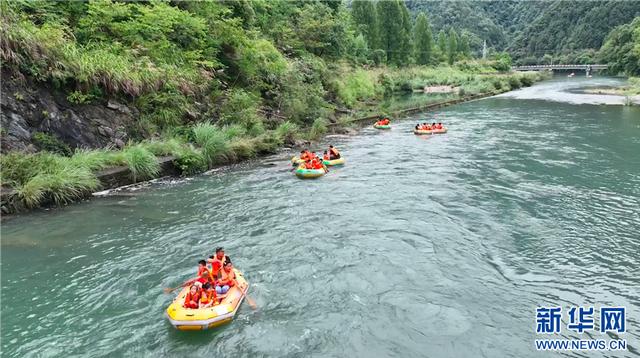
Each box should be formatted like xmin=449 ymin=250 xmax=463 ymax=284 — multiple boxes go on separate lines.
xmin=413 ymin=13 xmax=433 ymax=65
xmin=405 ymin=0 xmax=640 ymax=64
xmin=599 ymin=17 xmax=640 ymax=76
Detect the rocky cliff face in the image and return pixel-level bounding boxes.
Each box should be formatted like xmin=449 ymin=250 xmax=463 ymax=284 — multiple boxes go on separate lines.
xmin=1 ymin=70 xmax=139 ymax=153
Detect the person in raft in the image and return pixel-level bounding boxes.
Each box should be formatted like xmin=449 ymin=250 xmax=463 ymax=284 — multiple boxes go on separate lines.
xmin=199 ymin=282 xmax=217 ymax=308
xmin=216 ymin=261 xmax=238 ymax=294
xmin=183 ymin=284 xmax=201 ymax=309
xmin=375 ymin=117 xmax=390 ymax=126
xmin=328 ymin=145 xmax=340 ymax=160
xmin=207 ymin=247 xmax=230 ymax=278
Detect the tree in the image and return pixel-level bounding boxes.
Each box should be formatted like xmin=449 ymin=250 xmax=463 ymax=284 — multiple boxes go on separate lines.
xmin=352 ymin=33 xmax=370 ymax=64
xmin=413 ymin=12 xmax=434 ymax=65
xmin=398 ymin=1 xmax=413 ymax=65
xmin=458 ymin=31 xmax=471 ymax=58
xmin=447 ymin=28 xmax=458 ymax=64
xmin=376 ymin=0 xmax=406 ymax=66
xmin=296 ymin=3 xmax=348 ymax=58
xmin=437 ymin=29 xmax=447 ymax=54
xmin=351 ymin=0 xmax=379 ymax=51
xmin=599 ymin=17 xmax=640 ymax=76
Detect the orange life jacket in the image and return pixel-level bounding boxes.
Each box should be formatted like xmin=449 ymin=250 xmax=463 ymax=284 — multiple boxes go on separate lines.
xmin=184 ymin=290 xmax=201 ymax=308
xmin=208 ymin=254 xmax=227 ymax=277
xmin=200 ymin=289 xmax=217 ymax=305
xmin=220 ymin=268 xmax=237 ymax=287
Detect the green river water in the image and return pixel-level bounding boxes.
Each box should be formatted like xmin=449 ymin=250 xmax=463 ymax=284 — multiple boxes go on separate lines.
xmin=1 ymin=77 xmax=639 ymax=357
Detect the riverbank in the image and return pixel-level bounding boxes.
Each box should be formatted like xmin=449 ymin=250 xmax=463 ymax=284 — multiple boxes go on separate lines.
xmin=1 ymin=70 xmax=546 ymax=216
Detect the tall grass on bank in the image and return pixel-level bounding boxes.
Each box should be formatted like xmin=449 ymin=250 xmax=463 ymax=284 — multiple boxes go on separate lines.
xmin=192 ymin=123 xmax=231 ymax=166
xmin=122 ymin=145 xmax=160 ymax=182
xmin=1 ymin=152 xmax=100 ymax=207
xmin=308 ymin=118 xmax=328 ymax=140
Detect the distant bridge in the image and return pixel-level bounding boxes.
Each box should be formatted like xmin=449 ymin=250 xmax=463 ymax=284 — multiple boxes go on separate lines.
xmin=512 ymin=64 xmax=608 ymax=72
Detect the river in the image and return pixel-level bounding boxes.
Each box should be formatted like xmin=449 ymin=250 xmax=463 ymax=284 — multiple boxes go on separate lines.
xmin=2 ymin=76 xmax=639 ymax=357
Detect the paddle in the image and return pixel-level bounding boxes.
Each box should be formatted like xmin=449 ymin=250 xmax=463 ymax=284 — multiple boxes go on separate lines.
xmin=163 ymin=278 xmax=196 ymax=294
xmin=245 ymin=295 xmax=258 ymax=310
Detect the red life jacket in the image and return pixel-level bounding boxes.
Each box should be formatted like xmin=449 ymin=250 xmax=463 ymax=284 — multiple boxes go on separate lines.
xmin=184 ymin=290 xmax=201 ymax=309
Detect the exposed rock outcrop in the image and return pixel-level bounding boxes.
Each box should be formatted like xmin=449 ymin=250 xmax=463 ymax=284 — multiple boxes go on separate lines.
xmin=1 ymin=70 xmax=138 ymax=153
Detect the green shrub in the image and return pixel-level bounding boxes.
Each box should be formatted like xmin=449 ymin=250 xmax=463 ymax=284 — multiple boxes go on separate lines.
xmin=32 ymin=132 xmax=72 ymax=156
xmin=508 ymin=76 xmax=522 ymax=89
xmin=222 ymin=125 xmax=246 ymax=140
xmin=69 ymin=149 xmax=122 ymax=171
xmin=519 ymin=75 xmax=534 ymax=87
xmin=219 ymin=89 xmax=262 ymax=130
xmin=308 ymin=118 xmax=328 ymax=140
xmin=18 ymin=166 xmax=99 ymax=207
xmin=192 ymin=123 xmax=230 ymax=166
xmin=275 ymin=121 xmax=299 ymax=145
xmin=229 ymin=138 xmax=257 ymax=160
xmin=173 ymin=145 xmax=207 ymax=175
xmin=139 ymin=138 xmax=183 ymax=156
xmin=0 ymin=152 xmax=100 ymax=207
xmin=122 ymin=145 xmax=160 ymax=182
xmin=1 ymin=152 xmax=65 ymax=186
xmin=333 ymin=69 xmax=377 ymax=107
xmin=253 ymin=132 xmax=282 ymax=154
xmin=66 ymin=90 xmax=96 ymax=104
xmin=492 ymin=78 xmax=503 ymax=90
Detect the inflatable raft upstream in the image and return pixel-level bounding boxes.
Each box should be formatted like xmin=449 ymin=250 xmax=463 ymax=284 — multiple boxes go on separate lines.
xmin=373 ymin=124 xmax=391 ymax=130
xmin=165 ymin=269 xmax=249 ymax=331
xmin=414 ymin=127 xmax=447 ymax=135
xmin=323 ymin=157 xmax=345 ymax=166
xmin=414 ymin=129 xmax=432 ymax=135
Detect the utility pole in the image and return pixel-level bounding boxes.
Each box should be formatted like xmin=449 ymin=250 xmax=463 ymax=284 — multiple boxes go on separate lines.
xmin=482 ymin=40 xmax=487 ymax=60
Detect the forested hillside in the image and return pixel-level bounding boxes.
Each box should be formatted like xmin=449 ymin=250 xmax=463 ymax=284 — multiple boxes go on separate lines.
xmin=405 ymin=0 xmax=640 ymax=64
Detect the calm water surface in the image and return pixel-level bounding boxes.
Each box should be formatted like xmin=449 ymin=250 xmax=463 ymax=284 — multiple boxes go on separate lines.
xmin=2 ymin=76 xmax=639 ymax=357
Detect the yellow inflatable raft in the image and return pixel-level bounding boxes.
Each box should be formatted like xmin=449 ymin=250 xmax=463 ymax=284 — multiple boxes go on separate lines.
xmin=165 ymin=269 xmax=249 ymax=331
xmin=431 ymin=127 xmax=448 ymax=134
xmin=414 ymin=129 xmax=432 ymax=135
xmin=295 ymin=165 xmax=326 ymax=178
xmin=323 ymin=157 xmax=345 ymax=166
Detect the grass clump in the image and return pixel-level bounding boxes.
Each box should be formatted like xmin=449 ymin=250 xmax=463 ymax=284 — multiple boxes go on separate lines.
xmin=1 ymin=152 xmax=100 ymax=207
xmin=308 ymin=118 xmax=328 ymax=140
xmin=275 ymin=121 xmax=299 ymax=145
xmin=229 ymin=138 xmax=257 ymax=160
xmin=18 ymin=167 xmax=99 ymax=208
xmin=192 ymin=123 xmax=231 ymax=166
xmin=173 ymin=145 xmax=207 ymax=175
xmin=122 ymin=145 xmax=160 ymax=182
